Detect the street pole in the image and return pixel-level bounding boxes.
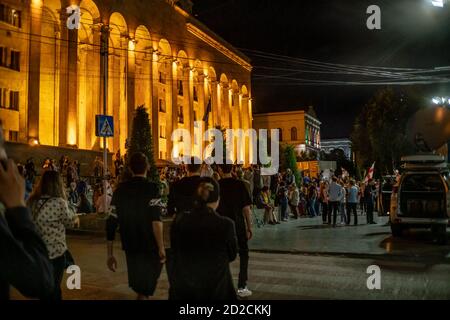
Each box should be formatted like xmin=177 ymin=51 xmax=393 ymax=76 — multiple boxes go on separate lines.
xmin=101 ymin=25 xmax=109 ymax=212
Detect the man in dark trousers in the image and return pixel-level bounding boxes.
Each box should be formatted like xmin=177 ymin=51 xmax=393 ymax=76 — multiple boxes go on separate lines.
xmin=217 ymin=163 xmax=253 ymax=298
xmin=106 ymin=152 xmax=165 ymax=300
xmin=365 ymin=180 xmax=376 ymax=225
xmin=0 ymin=120 xmax=54 ymax=300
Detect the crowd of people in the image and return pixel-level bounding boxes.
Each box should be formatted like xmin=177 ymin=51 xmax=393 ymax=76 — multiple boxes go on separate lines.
xmin=0 ymin=117 xmax=383 ymax=301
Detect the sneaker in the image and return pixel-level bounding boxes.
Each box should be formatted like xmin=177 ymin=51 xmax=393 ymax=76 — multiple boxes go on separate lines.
xmin=237 ymin=287 xmax=253 ymax=298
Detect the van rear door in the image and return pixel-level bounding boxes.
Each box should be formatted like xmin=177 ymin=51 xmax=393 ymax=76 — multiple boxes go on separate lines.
xmin=399 ymin=173 xmax=446 ymax=219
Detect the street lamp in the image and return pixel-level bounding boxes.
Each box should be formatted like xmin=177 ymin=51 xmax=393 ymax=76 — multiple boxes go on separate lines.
xmin=431 ymin=97 xmax=450 ymax=105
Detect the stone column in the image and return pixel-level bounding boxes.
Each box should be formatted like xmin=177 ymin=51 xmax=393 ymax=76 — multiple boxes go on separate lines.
xmin=151 ymin=50 xmax=159 ymax=159
xmin=27 ymin=0 xmax=42 ymax=142
xmin=127 ymin=37 xmax=135 ymax=139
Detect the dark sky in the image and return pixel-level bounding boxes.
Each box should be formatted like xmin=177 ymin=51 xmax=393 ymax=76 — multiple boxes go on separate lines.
xmin=193 ymin=0 xmax=450 ymax=138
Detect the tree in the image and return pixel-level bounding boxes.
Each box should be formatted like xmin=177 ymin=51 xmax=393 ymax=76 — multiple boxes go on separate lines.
xmin=351 ymin=87 xmax=424 ymax=177
xmin=280 ymin=144 xmax=301 ymax=186
xmin=126 ymin=105 xmax=159 ymax=184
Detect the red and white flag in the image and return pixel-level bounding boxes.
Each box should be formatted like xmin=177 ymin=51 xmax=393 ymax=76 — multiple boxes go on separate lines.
xmin=364 ymin=162 xmax=375 ymax=183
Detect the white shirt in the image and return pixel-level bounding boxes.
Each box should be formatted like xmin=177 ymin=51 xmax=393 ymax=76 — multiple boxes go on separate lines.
xmin=328 ymin=182 xmax=343 ymax=202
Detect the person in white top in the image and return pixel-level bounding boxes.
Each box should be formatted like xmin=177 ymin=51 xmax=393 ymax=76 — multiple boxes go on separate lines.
xmin=96 ymin=181 xmax=113 ymax=215
xmin=28 ymin=170 xmax=78 ymax=300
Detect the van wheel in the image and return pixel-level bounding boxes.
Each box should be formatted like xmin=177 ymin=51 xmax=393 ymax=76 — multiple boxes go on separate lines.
xmin=391 ymin=224 xmax=403 ymax=237
xmin=432 ymin=225 xmax=448 ymax=245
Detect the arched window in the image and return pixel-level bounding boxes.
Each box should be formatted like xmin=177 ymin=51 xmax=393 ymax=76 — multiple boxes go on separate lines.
xmin=291 ymin=127 xmax=298 ymax=141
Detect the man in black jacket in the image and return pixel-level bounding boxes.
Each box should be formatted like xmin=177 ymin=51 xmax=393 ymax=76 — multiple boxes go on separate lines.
xmin=0 ymin=121 xmax=54 ymax=299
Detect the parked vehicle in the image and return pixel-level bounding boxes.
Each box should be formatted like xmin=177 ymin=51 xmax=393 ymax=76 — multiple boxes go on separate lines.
xmin=378 ymin=175 xmax=396 ymax=216
xmin=390 ymin=154 xmax=449 ymax=244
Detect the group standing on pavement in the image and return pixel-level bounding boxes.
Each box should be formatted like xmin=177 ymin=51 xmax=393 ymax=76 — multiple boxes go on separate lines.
xmin=0 ymin=117 xmax=382 ymax=301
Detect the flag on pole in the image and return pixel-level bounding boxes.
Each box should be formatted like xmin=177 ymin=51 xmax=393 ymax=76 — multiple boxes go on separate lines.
xmin=364 ymin=162 xmax=375 ymax=183
xmin=203 ymin=98 xmax=212 ymax=123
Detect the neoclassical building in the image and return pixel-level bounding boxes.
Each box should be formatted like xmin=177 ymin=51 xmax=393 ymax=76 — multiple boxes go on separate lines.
xmin=0 ymin=0 xmax=253 ymax=163
xmin=321 ymin=138 xmax=353 ymax=160
xmin=253 ymin=107 xmax=321 ymax=157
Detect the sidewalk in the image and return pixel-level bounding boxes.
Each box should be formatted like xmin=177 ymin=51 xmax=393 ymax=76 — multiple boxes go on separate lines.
xmin=250 ymin=213 xmax=450 ymax=261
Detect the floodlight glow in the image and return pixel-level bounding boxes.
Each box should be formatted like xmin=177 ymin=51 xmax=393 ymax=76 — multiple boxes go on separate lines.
xmin=431 ymin=0 xmax=444 ymax=7
xmin=432 ymin=97 xmax=450 ymax=105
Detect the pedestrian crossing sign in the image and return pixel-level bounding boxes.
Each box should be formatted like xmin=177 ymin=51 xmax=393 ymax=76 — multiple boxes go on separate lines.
xmin=95 ymin=115 xmax=114 ymax=137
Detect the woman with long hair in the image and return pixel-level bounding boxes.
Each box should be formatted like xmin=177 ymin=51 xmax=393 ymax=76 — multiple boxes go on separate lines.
xmin=170 ymin=177 xmax=238 ymax=301
xmin=28 ymin=170 xmax=78 ymax=300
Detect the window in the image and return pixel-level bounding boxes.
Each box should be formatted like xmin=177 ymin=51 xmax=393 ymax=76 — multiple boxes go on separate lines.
xmin=9 ymin=90 xmax=18 ymax=110
xmin=11 ymin=9 xmax=20 ymax=27
xmin=177 ymin=80 xmax=183 ymax=96
xmin=158 ymin=99 xmax=166 ymax=113
xmin=159 ymin=125 xmax=166 ymax=139
xmin=159 ymin=72 xmax=166 ymax=84
xmin=178 ymin=106 xmax=184 ymax=123
xmin=10 ymin=50 xmax=19 ymax=71
xmin=0 ymin=88 xmax=6 ymax=107
xmin=8 ymin=130 xmax=18 ymax=142
xmin=193 ymin=86 xmax=198 ymax=102
xmin=0 ymin=5 xmax=21 ymax=28
xmin=291 ymin=127 xmax=298 ymax=141
xmin=0 ymin=47 xmax=7 ymax=67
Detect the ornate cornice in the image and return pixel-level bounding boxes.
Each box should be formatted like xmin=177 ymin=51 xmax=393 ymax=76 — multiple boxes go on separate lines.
xmin=186 ymin=23 xmax=252 ymax=72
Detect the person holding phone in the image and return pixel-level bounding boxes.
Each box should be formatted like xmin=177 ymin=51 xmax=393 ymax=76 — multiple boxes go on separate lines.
xmin=0 ymin=120 xmax=54 ymax=300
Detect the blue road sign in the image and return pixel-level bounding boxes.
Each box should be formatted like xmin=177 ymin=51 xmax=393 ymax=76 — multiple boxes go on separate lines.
xmin=95 ymin=115 xmax=114 ymax=138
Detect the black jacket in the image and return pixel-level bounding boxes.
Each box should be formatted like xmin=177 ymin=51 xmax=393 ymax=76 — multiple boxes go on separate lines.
xmin=0 ymin=207 xmax=54 ymax=300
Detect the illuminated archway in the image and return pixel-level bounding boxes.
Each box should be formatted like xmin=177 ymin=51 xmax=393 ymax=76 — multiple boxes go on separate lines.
xmin=77 ymin=0 xmax=101 ymax=150
xmin=135 ymin=25 xmax=152 ymax=113
xmin=39 ymin=3 xmax=60 ymax=146
xmin=219 ymin=73 xmax=230 ymax=128
xmin=108 ymin=12 xmax=128 ymax=153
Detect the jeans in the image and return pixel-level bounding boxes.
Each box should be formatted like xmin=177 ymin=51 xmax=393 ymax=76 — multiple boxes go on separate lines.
xmin=339 ymin=202 xmax=346 ymax=223
xmin=280 ymin=200 xmax=288 ymax=220
xmin=322 ymin=202 xmax=329 ymax=223
xmin=347 ymin=203 xmax=358 ymax=225
xmin=237 ymin=231 xmax=249 ymax=289
xmin=366 ymin=201 xmax=374 ymax=224
xmin=44 ymin=253 xmax=66 ymax=300
xmin=329 ymin=201 xmax=339 ymax=226
xmin=308 ymin=199 xmax=317 ymax=217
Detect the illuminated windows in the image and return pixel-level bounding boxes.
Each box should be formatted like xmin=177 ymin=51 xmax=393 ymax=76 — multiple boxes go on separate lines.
xmin=0 ymin=4 xmax=21 ymax=28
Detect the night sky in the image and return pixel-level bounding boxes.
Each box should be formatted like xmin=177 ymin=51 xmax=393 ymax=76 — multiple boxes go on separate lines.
xmin=193 ymin=0 xmax=450 ymax=138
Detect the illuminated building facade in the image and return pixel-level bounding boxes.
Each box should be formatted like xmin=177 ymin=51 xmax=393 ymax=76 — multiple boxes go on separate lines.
xmin=253 ymin=107 xmax=321 ymax=156
xmin=0 ymin=0 xmax=253 ymax=162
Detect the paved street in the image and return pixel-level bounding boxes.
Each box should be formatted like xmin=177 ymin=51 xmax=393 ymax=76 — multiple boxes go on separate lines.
xmin=11 ymin=214 xmax=450 ymax=300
